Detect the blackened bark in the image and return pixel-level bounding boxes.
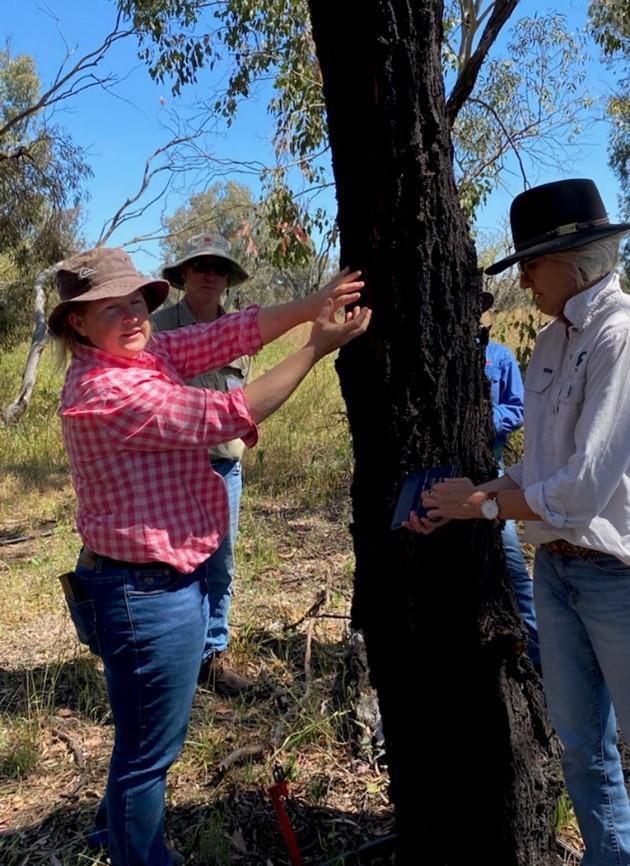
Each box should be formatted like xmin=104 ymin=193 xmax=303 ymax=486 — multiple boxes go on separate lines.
xmin=307 ymin=2 xmax=561 ymax=864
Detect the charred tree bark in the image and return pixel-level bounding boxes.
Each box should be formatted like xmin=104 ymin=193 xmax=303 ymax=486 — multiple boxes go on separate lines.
xmin=307 ymin=2 xmax=561 ymax=864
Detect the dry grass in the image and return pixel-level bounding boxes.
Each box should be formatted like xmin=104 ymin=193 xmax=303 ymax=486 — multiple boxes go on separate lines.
xmin=0 ymin=323 xmax=582 ymax=865
xmin=0 ymin=337 xmax=393 ymax=866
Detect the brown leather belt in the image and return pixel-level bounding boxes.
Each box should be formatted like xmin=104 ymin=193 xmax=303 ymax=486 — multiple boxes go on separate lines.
xmin=78 ymin=548 xmax=171 ymax=572
xmin=542 ymin=539 xmax=602 ymax=559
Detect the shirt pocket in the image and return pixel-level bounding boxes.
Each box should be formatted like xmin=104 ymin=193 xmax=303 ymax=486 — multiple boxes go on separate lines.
xmin=558 ymin=375 xmax=585 ymax=405
xmin=524 ymin=367 xmax=555 ymax=455
xmin=524 ymin=366 xmax=554 ymax=396
xmin=552 ymin=373 xmax=586 ymax=455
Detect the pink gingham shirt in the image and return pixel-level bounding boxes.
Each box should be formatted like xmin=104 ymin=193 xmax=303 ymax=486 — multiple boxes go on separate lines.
xmin=60 ymin=306 xmax=262 ymax=573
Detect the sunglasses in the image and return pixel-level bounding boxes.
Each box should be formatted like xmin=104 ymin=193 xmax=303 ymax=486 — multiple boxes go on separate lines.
xmin=518 ymin=256 xmax=539 ymax=273
xmin=189 ymin=257 xmax=231 ymax=277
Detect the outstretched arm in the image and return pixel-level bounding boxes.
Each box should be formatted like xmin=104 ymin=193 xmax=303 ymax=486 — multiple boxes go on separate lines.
xmin=244 ymin=300 xmax=371 ymax=424
xmin=256 ymin=268 xmax=364 ymax=345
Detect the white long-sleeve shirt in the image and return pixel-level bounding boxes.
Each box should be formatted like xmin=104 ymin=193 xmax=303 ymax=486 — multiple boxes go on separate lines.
xmin=506 ymin=272 xmax=630 ymax=563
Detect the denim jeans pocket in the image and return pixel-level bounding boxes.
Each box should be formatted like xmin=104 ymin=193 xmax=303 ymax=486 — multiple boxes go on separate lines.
xmin=126 ymin=568 xmax=184 ymax=595
xmin=66 ymin=596 xmax=100 ymax=655
xmin=590 ymin=555 xmax=630 ymax=575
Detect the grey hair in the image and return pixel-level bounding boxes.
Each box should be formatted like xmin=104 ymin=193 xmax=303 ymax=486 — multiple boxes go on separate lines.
xmin=545 ymin=234 xmax=624 ymax=288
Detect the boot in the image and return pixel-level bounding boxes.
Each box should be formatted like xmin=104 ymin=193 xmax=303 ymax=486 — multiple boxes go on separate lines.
xmin=197 ymin=653 xmax=255 ymax=698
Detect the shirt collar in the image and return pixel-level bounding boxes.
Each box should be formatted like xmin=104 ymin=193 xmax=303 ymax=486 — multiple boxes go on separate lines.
xmin=180 ymin=297 xmax=226 ymax=324
xmin=563 ymin=272 xmax=620 ymax=331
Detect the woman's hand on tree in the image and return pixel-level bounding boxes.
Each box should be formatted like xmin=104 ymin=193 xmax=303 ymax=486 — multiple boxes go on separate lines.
xmin=305 ymin=267 xmax=365 ymax=320
xmin=306 ymin=299 xmax=371 ymax=359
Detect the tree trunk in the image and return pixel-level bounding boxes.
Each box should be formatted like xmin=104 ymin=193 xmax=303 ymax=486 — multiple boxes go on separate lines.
xmin=307 ymin=2 xmax=561 ymax=864
xmin=2 ymin=267 xmax=55 ymax=425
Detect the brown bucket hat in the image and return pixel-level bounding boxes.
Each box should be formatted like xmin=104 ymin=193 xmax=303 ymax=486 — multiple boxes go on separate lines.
xmin=48 ymin=247 xmax=170 ymax=336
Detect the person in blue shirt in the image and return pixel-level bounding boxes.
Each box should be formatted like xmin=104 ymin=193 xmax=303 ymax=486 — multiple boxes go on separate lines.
xmin=482 ymin=291 xmax=541 ymax=671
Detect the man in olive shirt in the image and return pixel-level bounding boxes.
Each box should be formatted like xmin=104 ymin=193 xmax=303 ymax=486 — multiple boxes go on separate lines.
xmin=154 ymin=232 xmax=253 ymax=696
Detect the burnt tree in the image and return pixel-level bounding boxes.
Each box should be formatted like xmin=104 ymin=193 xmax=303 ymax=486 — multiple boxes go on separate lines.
xmin=307 ymin=1 xmax=561 ymax=864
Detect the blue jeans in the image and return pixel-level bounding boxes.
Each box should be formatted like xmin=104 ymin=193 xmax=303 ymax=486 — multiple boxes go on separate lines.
xmin=534 ymin=547 xmax=630 ymax=866
xmin=204 ymin=459 xmax=242 ymax=659
xmin=501 ymin=519 xmax=541 ymax=669
xmin=67 ymin=554 xmax=209 ymax=866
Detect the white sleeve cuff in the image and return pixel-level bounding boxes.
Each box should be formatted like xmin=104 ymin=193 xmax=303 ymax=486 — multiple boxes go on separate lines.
xmin=524 ymin=481 xmax=566 ymax=528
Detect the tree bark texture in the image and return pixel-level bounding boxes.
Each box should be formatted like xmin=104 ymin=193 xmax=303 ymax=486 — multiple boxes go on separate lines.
xmin=307 ymin=2 xmax=561 ymax=864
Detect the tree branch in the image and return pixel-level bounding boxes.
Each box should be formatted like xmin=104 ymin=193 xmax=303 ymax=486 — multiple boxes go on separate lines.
xmin=446 ymin=0 xmax=520 ymax=126
xmin=466 ymin=96 xmax=529 ymax=187
xmin=0 ymin=12 xmax=134 ymax=143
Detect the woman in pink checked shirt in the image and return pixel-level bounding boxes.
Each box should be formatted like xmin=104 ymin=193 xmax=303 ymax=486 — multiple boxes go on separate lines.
xmin=49 ymin=245 xmax=370 ymax=866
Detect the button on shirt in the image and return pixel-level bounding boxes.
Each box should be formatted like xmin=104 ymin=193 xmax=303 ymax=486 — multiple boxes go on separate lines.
xmin=506 ymin=273 xmax=630 ymax=563
xmin=60 ymin=306 xmax=262 ymax=573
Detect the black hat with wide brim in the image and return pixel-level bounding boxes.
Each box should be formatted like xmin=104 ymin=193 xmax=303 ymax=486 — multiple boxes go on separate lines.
xmin=485 ymin=179 xmax=630 ymax=276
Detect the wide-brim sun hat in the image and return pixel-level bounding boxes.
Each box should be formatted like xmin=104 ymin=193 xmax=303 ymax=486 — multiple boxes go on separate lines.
xmin=485 ymin=178 xmax=630 ymax=276
xmin=48 ymin=247 xmax=170 ymax=336
xmin=161 ymin=231 xmax=249 ymax=288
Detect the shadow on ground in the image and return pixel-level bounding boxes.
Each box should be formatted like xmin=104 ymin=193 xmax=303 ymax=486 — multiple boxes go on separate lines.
xmin=0 ymin=794 xmax=396 ymax=866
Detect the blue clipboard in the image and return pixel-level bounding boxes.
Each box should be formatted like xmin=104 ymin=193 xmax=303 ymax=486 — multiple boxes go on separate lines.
xmin=390 ymin=464 xmax=456 ymax=530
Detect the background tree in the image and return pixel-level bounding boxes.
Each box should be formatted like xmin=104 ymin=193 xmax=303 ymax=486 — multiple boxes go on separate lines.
xmin=446 ymin=6 xmax=592 ymax=218
xmin=0 ymin=13 xmax=247 ymax=422
xmin=589 ymin=0 xmax=630 ymax=282
xmin=161 ymin=179 xmax=332 ymax=306
xmin=0 ymin=50 xmax=89 ymax=344
xmin=119 ymin=0 xmax=594 ymax=234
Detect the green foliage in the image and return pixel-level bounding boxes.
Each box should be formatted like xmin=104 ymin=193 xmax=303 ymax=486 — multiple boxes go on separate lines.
xmin=0 ymin=51 xmax=90 ymax=254
xmin=589 ymin=0 xmax=630 ymax=280
xmin=118 ymin=0 xmax=215 ymax=96
xmin=243 ymin=334 xmax=353 ymax=506
xmin=0 ymin=207 xmax=83 ymax=345
xmin=121 ymin=1 xmax=595 ymax=238
xmin=589 ymin=0 xmax=630 ymax=56
xmin=161 ymin=179 xmax=327 ymax=305
xmin=161 ymin=180 xmax=262 ymax=260
xmin=161 ymin=179 xmax=284 ymax=305
xmin=0 ymin=50 xmax=87 ymax=342
xmin=119 ymin=0 xmax=328 ymax=267
xmin=194 ymin=809 xmax=233 ymax=864
xmin=121 ymin=0 xmax=322 ymax=163
xmin=453 ymin=13 xmax=591 ymax=220
xmin=0 ymin=719 xmax=40 ymax=781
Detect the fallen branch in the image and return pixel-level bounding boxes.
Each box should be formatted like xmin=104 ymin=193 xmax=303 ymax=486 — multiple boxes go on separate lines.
xmin=0 ymin=529 xmax=54 ymax=546
xmin=210 ymin=742 xmax=267 ymax=784
xmin=51 ymin=722 xmax=87 ymax=799
xmin=283 ymin=588 xmax=330 ymax=631
xmin=303 ymin=619 xmax=315 ymax=699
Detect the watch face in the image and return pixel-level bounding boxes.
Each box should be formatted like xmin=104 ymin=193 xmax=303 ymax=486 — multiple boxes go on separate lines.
xmin=481 ymin=498 xmax=500 ymax=520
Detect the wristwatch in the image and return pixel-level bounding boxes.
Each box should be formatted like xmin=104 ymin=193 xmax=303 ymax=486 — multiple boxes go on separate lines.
xmin=480 ymin=491 xmax=500 ymax=520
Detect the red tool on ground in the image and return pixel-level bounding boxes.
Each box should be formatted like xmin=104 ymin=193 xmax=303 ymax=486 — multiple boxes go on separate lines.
xmin=267 ymin=765 xmax=304 ymax=866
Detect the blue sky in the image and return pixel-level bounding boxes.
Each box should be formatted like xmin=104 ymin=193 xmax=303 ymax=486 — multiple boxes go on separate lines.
xmin=3 ymin=0 xmax=623 ymax=275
